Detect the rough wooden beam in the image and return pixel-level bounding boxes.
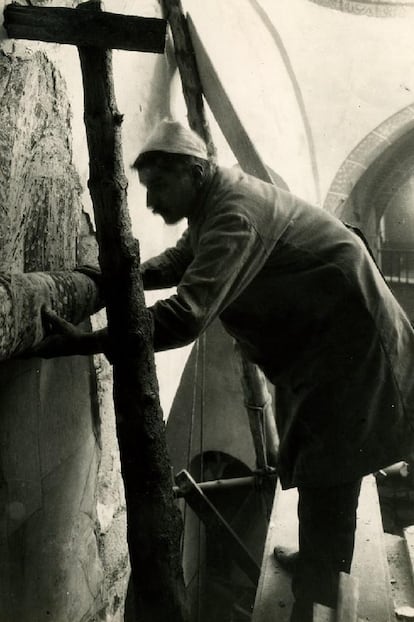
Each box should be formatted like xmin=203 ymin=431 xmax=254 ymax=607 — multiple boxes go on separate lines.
xmin=239 ymin=355 xmax=279 ymax=470
xmin=351 ymin=476 xmax=394 ymax=621
xmin=76 ymin=4 xmax=187 ymax=620
xmin=3 ymin=3 xmax=166 ymax=53
xmin=0 ymin=271 xmax=101 ymax=361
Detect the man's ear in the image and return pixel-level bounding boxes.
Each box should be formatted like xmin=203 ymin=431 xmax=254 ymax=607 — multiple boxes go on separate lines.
xmin=192 ymin=164 xmax=205 ymax=187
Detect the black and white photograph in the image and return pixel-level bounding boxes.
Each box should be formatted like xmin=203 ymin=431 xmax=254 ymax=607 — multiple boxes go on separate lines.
xmin=1 ymin=1 xmax=414 ymax=621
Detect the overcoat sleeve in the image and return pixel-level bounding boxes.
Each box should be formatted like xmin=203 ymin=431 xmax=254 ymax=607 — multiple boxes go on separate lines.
xmin=140 ymin=229 xmax=193 ymax=290
xmin=149 ymin=210 xmax=270 ymax=351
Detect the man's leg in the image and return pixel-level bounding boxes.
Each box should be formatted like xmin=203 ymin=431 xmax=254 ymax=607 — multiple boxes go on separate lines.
xmin=290 ymin=479 xmax=362 ymax=622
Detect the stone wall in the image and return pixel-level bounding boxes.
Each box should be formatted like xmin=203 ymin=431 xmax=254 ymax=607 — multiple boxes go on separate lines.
xmin=0 ymin=1 xmax=173 ymax=620
xmin=0 ymin=48 xmax=81 ymax=272
xmin=0 ymin=40 xmax=110 ymax=620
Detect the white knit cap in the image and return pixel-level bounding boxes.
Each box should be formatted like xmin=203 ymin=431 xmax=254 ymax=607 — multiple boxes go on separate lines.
xmin=138 ymin=119 xmax=208 ymax=160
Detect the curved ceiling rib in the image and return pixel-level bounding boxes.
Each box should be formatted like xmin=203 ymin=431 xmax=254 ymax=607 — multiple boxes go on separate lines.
xmin=248 ymin=0 xmax=321 ymax=204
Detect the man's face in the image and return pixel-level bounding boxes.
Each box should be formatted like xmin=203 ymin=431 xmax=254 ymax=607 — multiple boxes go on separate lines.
xmin=139 ymin=165 xmax=199 ymax=225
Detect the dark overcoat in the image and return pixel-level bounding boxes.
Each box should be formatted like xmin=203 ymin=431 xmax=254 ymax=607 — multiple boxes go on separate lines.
xmin=142 ymin=166 xmax=414 ymax=488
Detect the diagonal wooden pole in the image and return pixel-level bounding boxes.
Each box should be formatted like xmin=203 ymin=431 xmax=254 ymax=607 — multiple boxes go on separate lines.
xmin=5 ymin=2 xmax=188 ymax=621
xmin=162 ymin=0 xmax=279 ymax=474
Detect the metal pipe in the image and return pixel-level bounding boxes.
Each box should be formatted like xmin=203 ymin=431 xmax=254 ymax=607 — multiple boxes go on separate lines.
xmin=173 ymin=472 xmax=277 ymax=498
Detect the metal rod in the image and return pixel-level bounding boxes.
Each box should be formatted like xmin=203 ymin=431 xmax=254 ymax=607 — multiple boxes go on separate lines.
xmin=175 ymin=469 xmax=261 ymax=585
xmin=173 ymin=472 xmax=277 ymax=498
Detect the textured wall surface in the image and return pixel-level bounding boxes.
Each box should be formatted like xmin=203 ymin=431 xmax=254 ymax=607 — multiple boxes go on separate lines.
xmin=0 ymin=0 xmax=172 ymax=619
xmin=0 ymin=49 xmax=81 ymax=273
xmin=0 ymin=39 xmax=113 ymax=621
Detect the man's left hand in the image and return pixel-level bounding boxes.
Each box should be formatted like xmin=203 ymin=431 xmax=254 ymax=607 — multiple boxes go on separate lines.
xmin=23 ymin=307 xmax=90 ymax=359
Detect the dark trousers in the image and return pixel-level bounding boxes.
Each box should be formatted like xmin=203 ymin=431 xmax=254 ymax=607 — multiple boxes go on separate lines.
xmin=290 ymin=478 xmax=362 ymax=622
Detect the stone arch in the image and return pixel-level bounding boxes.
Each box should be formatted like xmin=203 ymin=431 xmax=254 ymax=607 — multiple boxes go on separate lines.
xmin=324 ymin=104 xmax=414 ymax=246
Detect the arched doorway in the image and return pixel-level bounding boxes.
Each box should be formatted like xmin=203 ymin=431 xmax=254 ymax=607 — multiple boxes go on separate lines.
xmin=325 ymin=104 xmax=414 ymax=533
xmin=324 ymin=104 xmax=414 ymax=321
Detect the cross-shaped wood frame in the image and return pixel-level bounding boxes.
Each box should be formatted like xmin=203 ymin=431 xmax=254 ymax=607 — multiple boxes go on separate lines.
xmin=3 ymin=3 xmax=190 ymax=621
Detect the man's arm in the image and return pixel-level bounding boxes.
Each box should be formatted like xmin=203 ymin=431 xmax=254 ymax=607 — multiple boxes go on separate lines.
xmin=22 ymin=308 xmax=108 ymax=359
xmin=140 ymin=229 xmax=193 ymax=290
xmin=150 ymin=210 xmax=270 ymax=351
xmin=23 ymin=230 xmax=194 ymax=359
xmin=27 ymin=211 xmax=270 ymax=359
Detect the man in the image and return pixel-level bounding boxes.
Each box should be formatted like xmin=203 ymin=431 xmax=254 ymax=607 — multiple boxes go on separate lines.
xmin=33 ymin=119 xmax=414 ymax=621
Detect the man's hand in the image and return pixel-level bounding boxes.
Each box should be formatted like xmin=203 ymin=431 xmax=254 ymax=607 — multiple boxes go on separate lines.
xmin=21 ymin=307 xmax=108 ymax=360
xmin=24 ymin=307 xmax=89 ymax=359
